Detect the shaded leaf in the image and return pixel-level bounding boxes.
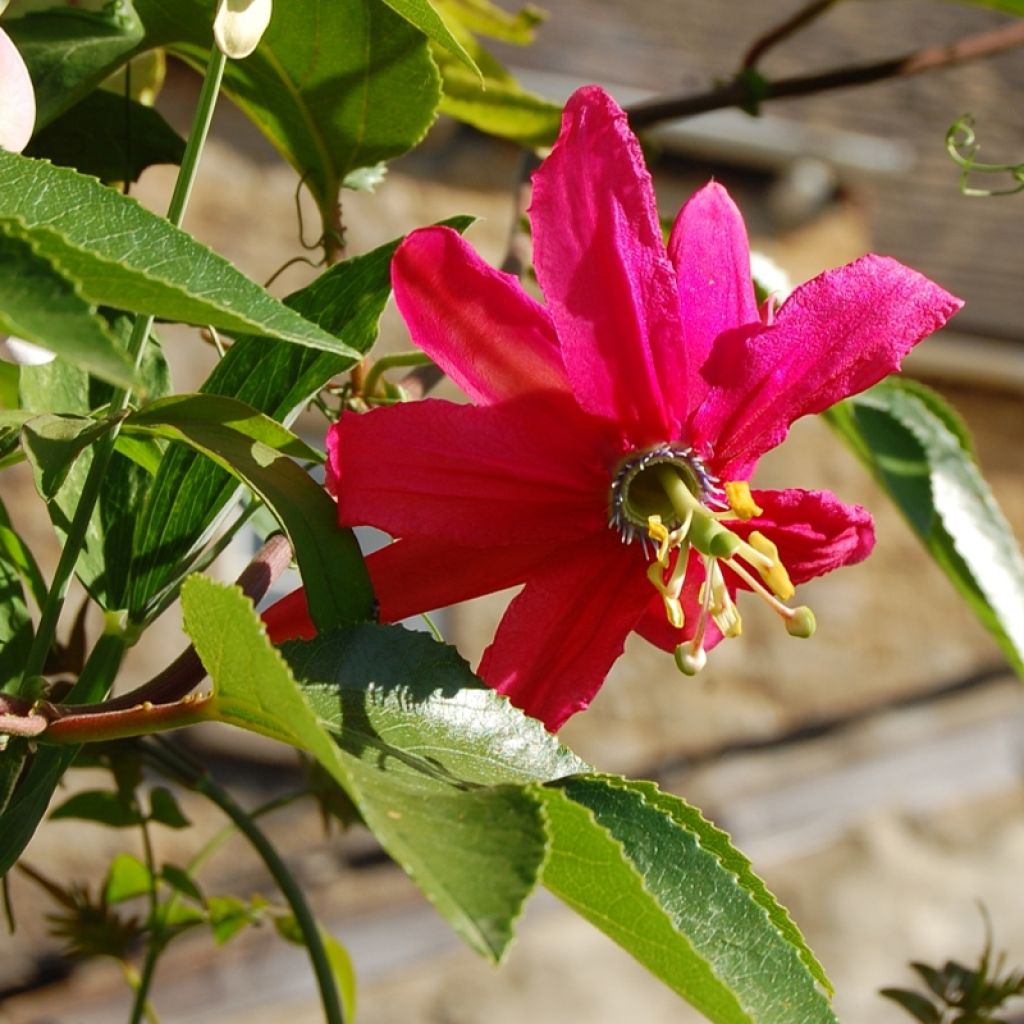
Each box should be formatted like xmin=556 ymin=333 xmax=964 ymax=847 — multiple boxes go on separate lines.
xmin=826 ymin=378 xmax=1024 ymax=676
xmin=0 ymin=223 xmax=137 ymax=390
xmin=207 ymin=894 xmax=259 ymax=945
xmin=126 ymin=397 xmax=372 ymax=631
xmin=26 ymin=89 xmax=185 ymax=182
xmin=148 ymin=786 xmax=191 ymax=829
xmin=879 ymin=988 xmax=942 ymax=1023
xmin=0 ymin=151 xmax=355 ymax=356
xmin=135 ymin=0 xmax=443 ymax=222
xmin=4 ymin=2 xmax=145 ymax=127
xmin=22 ymin=413 xmax=119 ymax=500
xmin=160 ymin=863 xmax=203 ymax=902
xmin=50 ymin=789 xmax=144 ymax=828
xmin=125 ymin=225 xmax=445 ymax=618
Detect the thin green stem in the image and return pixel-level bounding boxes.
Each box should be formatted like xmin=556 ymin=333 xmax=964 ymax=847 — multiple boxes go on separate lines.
xmin=129 ymin=816 xmax=162 ymax=1024
xmin=20 ymin=48 xmax=227 ymax=690
xmin=144 ymin=739 xmax=344 ymax=1024
xmin=362 ymin=350 xmax=432 ymax=400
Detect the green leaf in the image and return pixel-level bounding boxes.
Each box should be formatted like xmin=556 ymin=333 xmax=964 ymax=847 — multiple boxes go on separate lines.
xmin=19 ymin=352 xmax=158 ymax=609
xmin=148 ymin=786 xmax=191 ymax=829
xmin=4 ymin=2 xmax=145 ymax=127
xmin=433 ymin=27 xmax=560 ymax=146
xmin=105 ymin=852 xmax=153 ymax=904
xmin=0 ymin=151 xmax=355 ymax=357
xmin=274 ymin=914 xmax=358 ymax=1023
xmin=825 ymin=378 xmax=1024 ymax=676
xmin=539 ymin=777 xmax=837 ymax=1024
xmin=206 ymin=894 xmax=259 ymax=945
xmin=126 ymin=396 xmax=372 ymax=630
xmin=434 ymin=0 xmax=544 ymax=43
xmin=49 ymin=788 xmax=144 ymax=828
xmin=135 ymin=0 xmax=443 ymax=222
xmin=181 ymin=579 xmax=562 ymax=961
xmin=0 ymin=501 xmax=34 ymax=692
xmin=879 ymin=988 xmax=941 ymax=1023
xmin=125 ymin=225 xmax=443 ymax=617
xmin=0 ymin=223 xmax=138 ymax=390
xmin=160 ymin=863 xmax=203 ymax=902
xmin=0 ymin=495 xmax=48 ymax=610
xmin=25 ymin=89 xmax=185 ymax=182
xmin=945 ymin=0 xmax=1024 ymax=15
xmin=22 ymin=413 xmax=119 ymax=500
xmin=377 ymin=0 xmax=479 ymax=72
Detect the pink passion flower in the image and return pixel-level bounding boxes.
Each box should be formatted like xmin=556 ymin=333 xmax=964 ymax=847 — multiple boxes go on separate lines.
xmin=265 ymin=86 xmax=962 ymax=731
xmin=0 ymin=26 xmax=35 ymax=154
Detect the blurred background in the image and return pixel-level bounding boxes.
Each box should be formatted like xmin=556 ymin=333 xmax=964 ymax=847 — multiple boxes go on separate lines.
xmin=2 ymin=1 xmax=1024 ymax=1021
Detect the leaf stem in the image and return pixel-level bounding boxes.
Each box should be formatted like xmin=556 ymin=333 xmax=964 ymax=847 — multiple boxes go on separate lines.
xmin=19 ymin=47 xmax=228 ymax=692
xmin=143 ymin=738 xmax=345 ymax=1024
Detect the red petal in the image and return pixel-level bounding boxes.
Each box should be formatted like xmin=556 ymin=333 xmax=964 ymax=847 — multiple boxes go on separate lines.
xmin=392 ymin=228 xmax=570 ymax=405
xmin=366 ymin=536 xmax=556 ymax=622
xmin=263 ymin=587 xmax=317 ymax=644
xmin=328 ymin=392 xmax=617 ymax=546
xmin=693 ymin=255 xmax=963 ymax=476
xmin=734 ymin=488 xmax=875 ymax=585
xmin=530 ymin=86 xmax=686 ymax=445
xmin=480 ymin=533 xmax=653 ymax=730
xmin=667 ymin=182 xmax=759 ymax=418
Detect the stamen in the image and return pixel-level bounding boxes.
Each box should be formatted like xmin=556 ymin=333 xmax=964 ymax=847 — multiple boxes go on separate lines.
xmin=723 ymin=556 xmax=815 ymax=638
xmin=655 ymin=465 xmax=739 ymax=558
xmin=747 ymin=531 xmax=795 ymax=601
xmin=724 ymin=481 xmax=763 ymax=520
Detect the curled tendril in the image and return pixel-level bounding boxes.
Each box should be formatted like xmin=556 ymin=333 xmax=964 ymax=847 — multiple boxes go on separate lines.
xmin=946 ymin=114 xmax=1024 ymax=197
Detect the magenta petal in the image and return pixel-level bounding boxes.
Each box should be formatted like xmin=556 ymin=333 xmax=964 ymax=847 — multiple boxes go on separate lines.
xmin=530 ymin=86 xmax=686 ymax=444
xmin=392 ymin=228 xmax=570 ymax=405
xmin=735 ymin=488 xmax=876 ymax=585
xmin=365 ymin=537 xmax=556 ymax=622
xmin=329 ymin=393 xmax=616 ymax=546
xmin=693 ymin=255 xmax=964 ymax=475
xmin=667 ymin=182 xmax=759 ymax=416
xmin=480 ymin=534 xmax=653 ymax=730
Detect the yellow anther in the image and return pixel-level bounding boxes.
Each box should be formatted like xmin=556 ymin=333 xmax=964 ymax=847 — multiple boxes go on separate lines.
xmin=647 ymin=514 xmax=671 ymax=564
xmin=700 ymin=562 xmax=743 ymax=638
xmin=647 ymin=561 xmax=685 ymax=630
xmin=724 ymin=481 xmax=763 ymax=520
xmin=747 ymin=531 xmax=795 ymax=601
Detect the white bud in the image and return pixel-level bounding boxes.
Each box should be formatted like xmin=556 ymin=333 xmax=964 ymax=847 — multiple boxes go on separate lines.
xmin=214 ymin=0 xmax=273 ymax=59
xmin=0 ymin=26 xmax=35 ymax=153
xmin=0 ymin=336 xmax=56 ymax=366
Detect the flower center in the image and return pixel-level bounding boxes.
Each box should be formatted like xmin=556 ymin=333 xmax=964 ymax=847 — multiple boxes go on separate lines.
xmin=608 ymin=444 xmax=816 ymax=676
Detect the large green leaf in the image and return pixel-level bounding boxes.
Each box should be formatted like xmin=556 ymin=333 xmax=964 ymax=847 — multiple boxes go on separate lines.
xmin=0 ymin=223 xmax=137 ymax=389
xmin=183 ymin=580 xmax=553 ymax=960
xmin=134 ymin=0 xmax=442 ymax=221
xmin=826 ymin=378 xmax=1024 ymax=676
xmin=182 ymin=582 xmax=833 ymax=1017
xmin=540 ymin=778 xmax=837 ymax=1024
xmin=22 ymin=413 xmax=120 ymax=500
xmin=125 ymin=224 xmax=457 ymax=618
xmin=128 ymin=398 xmax=372 ymax=630
xmin=0 ymin=151 xmax=354 ymax=357
xmin=435 ymin=0 xmax=545 ymax=43
xmin=376 ymin=0 xmax=478 ymax=72
xmin=25 ymin=88 xmax=185 ymax=183
xmin=0 ymin=521 xmax=32 ymax=692
xmin=4 ymin=2 xmax=145 ymax=127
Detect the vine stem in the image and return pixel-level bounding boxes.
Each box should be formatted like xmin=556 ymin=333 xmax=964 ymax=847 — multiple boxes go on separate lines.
xmin=19 ymin=46 xmax=228 ymax=690
xmin=128 ymin=815 xmax=161 ymax=1024
xmin=143 ymin=738 xmax=345 ymax=1024
xmin=627 ymin=20 xmax=1024 ymax=128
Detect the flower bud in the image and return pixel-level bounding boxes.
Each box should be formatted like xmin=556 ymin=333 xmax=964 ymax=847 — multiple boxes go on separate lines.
xmin=784 ymin=605 xmax=816 ymax=639
xmin=0 ymin=336 xmax=55 ymax=366
xmin=214 ymin=0 xmax=273 ymax=59
xmin=0 ymin=26 xmax=36 ymax=153
xmin=674 ymin=644 xmax=706 ymax=676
